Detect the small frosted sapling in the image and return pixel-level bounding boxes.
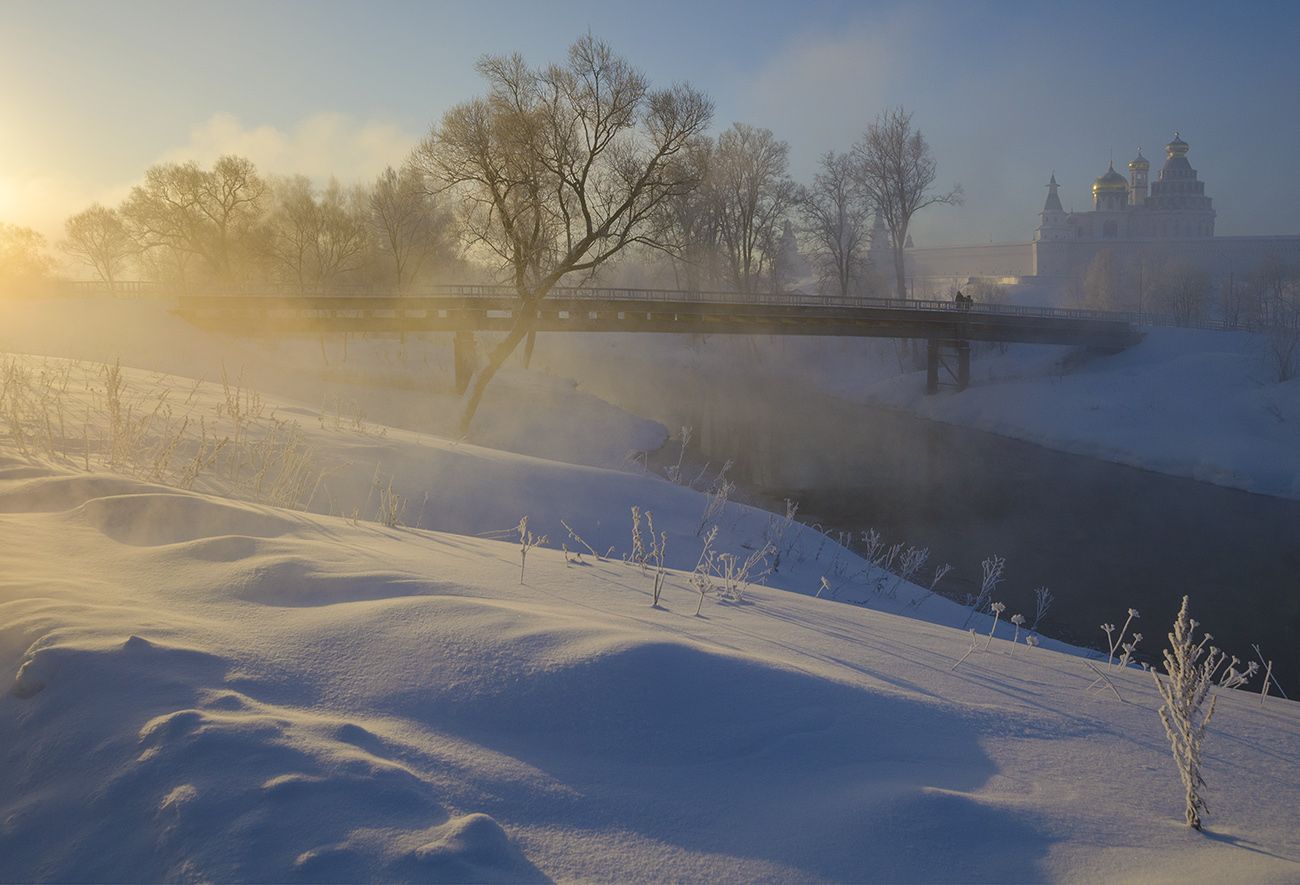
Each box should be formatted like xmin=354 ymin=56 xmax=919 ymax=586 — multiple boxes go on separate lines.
xmin=516 ymin=517 xmax=547 ymax=585
xmin=984 ymin=602 xmax=1006 ymax=650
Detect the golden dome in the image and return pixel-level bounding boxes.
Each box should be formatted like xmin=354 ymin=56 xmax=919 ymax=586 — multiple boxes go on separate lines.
xmin=1166 ymin=133 xmax=1189 ymax=158
xmin=1093 ymin=162 xmax=1130 ymax=194
xmin=1129 ymin=150 xmax=1149 ymax=170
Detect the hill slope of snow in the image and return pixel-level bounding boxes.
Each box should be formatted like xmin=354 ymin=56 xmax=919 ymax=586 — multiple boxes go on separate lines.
xmin=2 ymin=297 xmax=1299 ymax=882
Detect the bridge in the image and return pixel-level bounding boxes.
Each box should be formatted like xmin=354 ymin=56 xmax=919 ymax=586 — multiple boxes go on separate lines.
xmin=170 ymin=285 xmax=1145 ymax=396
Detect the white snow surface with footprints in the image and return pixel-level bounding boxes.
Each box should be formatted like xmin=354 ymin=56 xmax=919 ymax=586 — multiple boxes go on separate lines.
xmin=2 ymin=297 xmax=1299 ymax=883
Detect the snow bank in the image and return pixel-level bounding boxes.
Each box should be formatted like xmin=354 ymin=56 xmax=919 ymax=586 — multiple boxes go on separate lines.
xmin=2 ymin=297 xmax=1299 ymax=882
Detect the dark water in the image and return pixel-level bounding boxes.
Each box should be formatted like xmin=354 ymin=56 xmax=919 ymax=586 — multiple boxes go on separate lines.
xmin=595 ymin=369 xmax=1300 ymax=697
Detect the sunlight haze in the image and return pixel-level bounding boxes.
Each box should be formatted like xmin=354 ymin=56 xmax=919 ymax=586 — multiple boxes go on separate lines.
xmin=3 ymin=0 xmax=1299 ymax=252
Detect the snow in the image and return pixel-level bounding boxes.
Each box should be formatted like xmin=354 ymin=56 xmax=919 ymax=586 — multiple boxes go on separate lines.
xmin=2 ymin=296 xmax=1299 ymax=883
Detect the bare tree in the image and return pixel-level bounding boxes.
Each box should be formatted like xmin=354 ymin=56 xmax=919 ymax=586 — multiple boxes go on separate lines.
xmin=1081 ymin=249 xmax=1122 ymax=311
xmin=798 ymin=150 xmax=872 ymax=299
xmin=1251 ymin=256 xmax=1300 ymax=382
xmin=369 ymin=162 xmax=452 ymax=288
xmin=59 ymin=204 xmax=134 ymax=294
xmin=259 ymin=174 xmax=319 ymax=288
xmin=650 ymin=138 xmax=723 ymax=292
xmin=411 ymin=34 xmax=713 ymax=434
xmin=0 ymin=222 xmax=57 ymax=283
xmin=705 ymin=123 xmax=796 ymax=294
xmin=1151 ymin=259 xmax=1210 ymax=323
xmin=261 ymin=175 xmax=376 ymax=289
xmin=851 ymin=107 xmax=961 ymax=299
xmin=121 ymin=155 xmax=268 ymax=284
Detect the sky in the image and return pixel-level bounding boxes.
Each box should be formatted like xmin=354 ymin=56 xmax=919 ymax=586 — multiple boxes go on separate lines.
xmin=3 ymin=0 xmax=1299 ymax=253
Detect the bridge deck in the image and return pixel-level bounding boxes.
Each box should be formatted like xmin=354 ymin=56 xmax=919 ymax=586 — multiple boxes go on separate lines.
xmin=171 ymin=292 xmax=1144 ymax=349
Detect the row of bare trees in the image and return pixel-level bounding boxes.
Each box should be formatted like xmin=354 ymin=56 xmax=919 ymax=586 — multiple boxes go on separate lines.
xmin=7 ymin=35 xmax=961 ymax=430
xmin=53 ymin=155 xmax=459 ymax=293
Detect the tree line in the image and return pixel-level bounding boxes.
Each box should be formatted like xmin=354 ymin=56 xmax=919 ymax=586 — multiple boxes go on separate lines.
xmin=2 ymin=42 xmax=961 ymax=307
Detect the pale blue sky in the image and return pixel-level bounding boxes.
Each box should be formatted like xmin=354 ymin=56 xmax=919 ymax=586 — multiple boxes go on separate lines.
xmin=3 ymin=0 xmax=1298 ymax=247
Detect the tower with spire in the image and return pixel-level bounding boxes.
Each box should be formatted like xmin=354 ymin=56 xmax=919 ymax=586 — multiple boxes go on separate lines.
xmin=1036 ymin=173 xmax=1069 ymax=240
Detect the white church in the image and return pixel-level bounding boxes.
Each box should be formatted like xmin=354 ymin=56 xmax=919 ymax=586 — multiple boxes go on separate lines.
xmin=898 ymin=134 xmax=1300 ymax=298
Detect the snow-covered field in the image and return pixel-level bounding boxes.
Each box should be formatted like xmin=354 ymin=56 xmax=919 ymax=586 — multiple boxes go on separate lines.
xmin=2 ymin=297 xmax=1299 ymax=882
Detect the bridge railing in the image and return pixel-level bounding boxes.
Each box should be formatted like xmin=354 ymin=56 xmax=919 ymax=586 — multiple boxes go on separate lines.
xmin=35 ymin=279 xmax=1278 ymax=335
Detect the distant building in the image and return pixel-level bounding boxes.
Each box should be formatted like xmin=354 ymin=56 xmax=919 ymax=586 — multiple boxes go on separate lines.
xmin=894 ymin=134 xmax=1300 ymax=301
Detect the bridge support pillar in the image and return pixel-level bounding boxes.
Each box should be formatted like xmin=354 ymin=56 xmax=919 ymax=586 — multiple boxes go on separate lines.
xmin=926 ymin=339 xmax=971 ymax=395
xmin=453 ymin=330 xmax=476 ymax=395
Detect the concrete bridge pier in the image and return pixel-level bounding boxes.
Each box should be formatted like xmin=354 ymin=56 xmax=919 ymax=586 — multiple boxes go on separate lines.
xmin=926 ymin=339 xmax=970 ymax=395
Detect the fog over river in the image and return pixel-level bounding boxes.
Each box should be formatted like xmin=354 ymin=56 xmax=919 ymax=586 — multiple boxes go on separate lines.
xmin=561 ymin=358 xmax=1300 ymax=698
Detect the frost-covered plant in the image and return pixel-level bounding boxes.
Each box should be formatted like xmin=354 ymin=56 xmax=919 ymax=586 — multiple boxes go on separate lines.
xmin=1031 ymin=586 xmax=1054 ymax=632
xmin=1104 ymin=608 xmax=1140 ymax=666
xmin=377 ymin=475 xmax=406 ymax=527
xmin=691 ymin=527 xmax=718 ymax=616
xmin=1118 ymin=633 xmax=1144 ymax=668
xmin=716 ymin=543 xmax=774 ymax=603
xmin=646 ymin=511 xmax=667 ymax=607
xmin=951 ymin=629 xmax=979 ymax=671
xmin=516 ymin=517 xmax=547 ymax=585
xmin=1152 ymin=596 xmax=1223 ymax=830
xmin=697 ymin=460 xmax=734 ymax=536
xmin=904 ymin=562 xmax=953 ymax=611
xmin=1009 ymin=614 xmax=1025 ymax=655
xmin=664 ymin=425 xmax=692 ymax=484
xmin=884 ymin=545 xmax=929 ymax=599
xmin=561 ymin=519 xmax=601 ymax=561
xmin=629 ymin=506 xmax=647 ymax=573
xmin=984 ymin=601 xmax=1006 ymax=650
xmin=1025 ymin=634 xmax=1040 ymax=654
xmin=1216 ymin=657 xmax=1259 ymax=691
xmin=963 ymin=555 xmax=1005 ymax=628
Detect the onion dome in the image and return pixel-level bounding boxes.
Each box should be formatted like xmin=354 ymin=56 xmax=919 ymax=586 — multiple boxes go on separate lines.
xmin=1166 ymin=133 xmax=1189 ymax=158
xmin=1093 ymin=162 xmax=1129 ymax=194
xmin=1129 ymin=150 xmax=1149 ymax=171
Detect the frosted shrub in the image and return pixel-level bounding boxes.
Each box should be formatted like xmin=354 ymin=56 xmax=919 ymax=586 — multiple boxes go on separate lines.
xmin=1152 ymin=596 xmax=1224 ymax=830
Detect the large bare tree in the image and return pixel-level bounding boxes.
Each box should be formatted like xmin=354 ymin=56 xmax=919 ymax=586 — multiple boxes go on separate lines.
xmin=411 ymin=34 xmax=713 ymax=434
xmin=798 ymin=150 xmax=872 ymax=299
xmin=705 ymin=123 xmax=796 ymax=294
xmin=851 ymin=107 xmax=961 ymax=299
xmin=369 ymin=162 xmax=452 ymax=288
xmin=121 ymin=155 xmax=267 ymax=284
xmin=0 ymin=222 xmax=57 ymax=284
xmin=59 ymin=204 xmax=134 ymax=294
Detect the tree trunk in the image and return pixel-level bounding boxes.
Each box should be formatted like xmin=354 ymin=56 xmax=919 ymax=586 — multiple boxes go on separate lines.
xmin=456 ymin=311 xmax=537 ymax=436
xmin=893 ymin=245 xmax=907 ymax=300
